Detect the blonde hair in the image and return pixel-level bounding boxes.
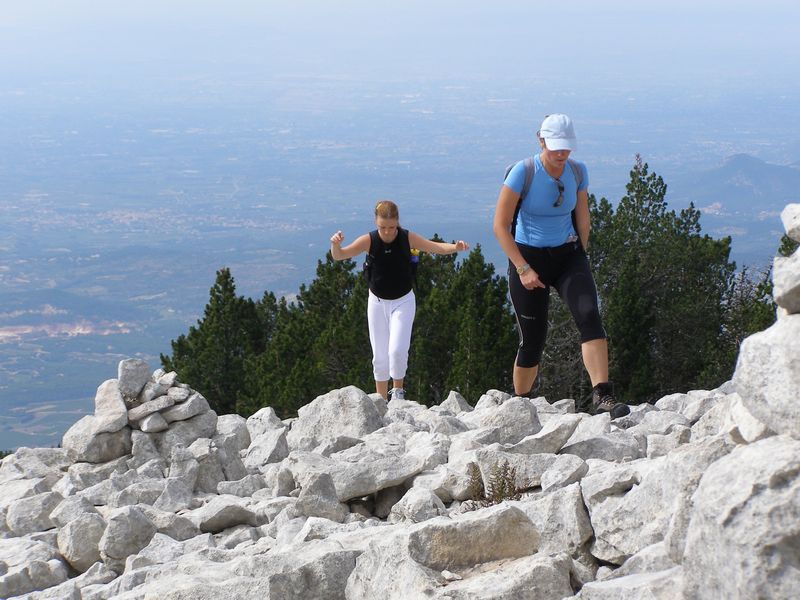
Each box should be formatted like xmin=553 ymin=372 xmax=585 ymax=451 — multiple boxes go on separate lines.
xmin=374 ymin=200 xmax=399 ymax=220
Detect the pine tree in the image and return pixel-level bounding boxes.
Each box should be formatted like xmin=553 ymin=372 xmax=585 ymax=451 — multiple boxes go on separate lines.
xmin=590 ymin=156 xmax=735 ymax=403
xmin=446 ymin=246 xmax=516 ymax=401
xmin=161 ymin=268 xmax=265 ymax=415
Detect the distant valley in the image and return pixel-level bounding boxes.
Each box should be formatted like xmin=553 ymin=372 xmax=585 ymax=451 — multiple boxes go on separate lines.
xmin=1 ymin=76 xmax=797 ymax=449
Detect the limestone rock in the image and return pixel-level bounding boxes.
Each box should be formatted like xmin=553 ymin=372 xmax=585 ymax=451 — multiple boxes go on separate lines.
xmin=0 ymin=537 xmax=69 ymax=599
xmin=244 ymin=427 xmax=289 ymax=471
xmin=286 ymin=386 xmax=384 ymax=451
xmin=140 ymin=411 xmax=169 ymax=433
xmin=507 ymin=413 xmax=582 ymax=455
xmin=246 ymin=406 xmax=284 ymax=440
xmin=733 ymin=315 xmax=800 ymax=439
xmin=189 ymin=495 xmax=259 ymax=533
xmin=683 ymin=435 xmax=800 ymax=599
xmin=216 ymin=414 xmax=251 ymax=452
xmin=93 ymin=379 xmax=129 ymax=433
xmin=160 ymin=392 xmax=211 ymax=423
xmin=773 ymin=252 xmax=800 ymax=313
xmin=388 ymin=487 xmax=447 ymax=524
xmin=57 ymin=513 xmax=106 ymax=573
xmin=98 ymin=505 xmax=157 ymax=572
xmin=127 ymin=394 xmax=175 ymax=422
xmin=117 ymin=358 xmax=151 ymax=401
xmin=61 ymin=415 xmax=132 ymax=464
xmin=6 ymin=491 xmax=62 ymax=535
xmin=781 ymin=202 xmax=800 ymax=241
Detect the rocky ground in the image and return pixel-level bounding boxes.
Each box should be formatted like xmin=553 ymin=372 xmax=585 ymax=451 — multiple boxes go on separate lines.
xmin=1 ymin=204 xmax=799 ymax=600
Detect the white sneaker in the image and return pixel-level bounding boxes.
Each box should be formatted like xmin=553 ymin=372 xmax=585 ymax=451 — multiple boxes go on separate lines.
xmin=389 ymin=388 xmax=405 ymax=401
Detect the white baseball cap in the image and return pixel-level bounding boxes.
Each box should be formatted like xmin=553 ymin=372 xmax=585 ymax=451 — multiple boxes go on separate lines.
xmin=539 ymin=114 xmax=577 ymax=151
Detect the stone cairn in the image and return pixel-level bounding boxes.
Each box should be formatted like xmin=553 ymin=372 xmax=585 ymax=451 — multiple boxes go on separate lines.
xmin=1 ymin=204 xmax=799 ymax=600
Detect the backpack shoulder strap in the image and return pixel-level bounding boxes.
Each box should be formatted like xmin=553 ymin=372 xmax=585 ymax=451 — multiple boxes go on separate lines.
xmin=567 ymin=158 xmax=583 ymax=189
xmin=511 ymin=157 xmax=535 ymax=236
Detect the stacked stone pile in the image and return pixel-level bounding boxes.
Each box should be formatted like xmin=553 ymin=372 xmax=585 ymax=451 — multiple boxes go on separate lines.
xmin=1 ymin=204 xmax=799 ymax=600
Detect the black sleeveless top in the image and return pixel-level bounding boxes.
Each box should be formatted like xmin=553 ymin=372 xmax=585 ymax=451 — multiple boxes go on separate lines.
xmin=368 ymin=228 xmax=413 ymax=300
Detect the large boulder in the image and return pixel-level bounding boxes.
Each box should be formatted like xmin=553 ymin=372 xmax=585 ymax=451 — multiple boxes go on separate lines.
xmin=6 ymin=491 xmax=62 ymax=535
xmin=98 ymin=505 xmax=157 ymax=572
xmin=286 ymin=386 xmax=384 ymax=451
xmin=57 ymin=513 xmax=106 ymax=573
xmin=61 ymin=415 xmax=132 ymax=464
xmin=118 ymin=358 xmax=151 ymax=401
xmin=0 ymin=537 xmax=69 ymax=599
xmin=346 ymin=504 xmax=540 ymax=598
xmin=93 ymin=379 xmax=130 ymax=433
xmin=683 ymin=435 xmax=800 ymax=599
xmin=733 ymin=315 xmax=800 ymax=439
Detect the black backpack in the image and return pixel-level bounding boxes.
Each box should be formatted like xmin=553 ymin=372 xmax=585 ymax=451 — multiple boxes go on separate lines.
xmin=504 ymin=157 xmax=584 ymax=236
xmin=363 ymin=228 xmax=418 ymax=287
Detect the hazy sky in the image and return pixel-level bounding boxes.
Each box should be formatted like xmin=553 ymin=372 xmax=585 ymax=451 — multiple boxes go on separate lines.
xmin=2 ymin=0 xmax=798 ymax=88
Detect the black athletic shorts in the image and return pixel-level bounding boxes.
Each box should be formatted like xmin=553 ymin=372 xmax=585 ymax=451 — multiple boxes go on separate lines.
xmin=508 ymin=240 xmax=606 ymax=368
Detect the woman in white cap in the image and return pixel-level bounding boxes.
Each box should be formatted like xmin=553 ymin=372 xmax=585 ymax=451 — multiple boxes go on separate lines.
xmin=330 ymin=200 xmax=469 ymax=402
xmin=492 ymin=114 xmax=627 ymax=416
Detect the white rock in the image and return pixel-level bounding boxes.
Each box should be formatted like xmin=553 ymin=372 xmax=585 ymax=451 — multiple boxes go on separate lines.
xmin=140 ymin=411 xmax=169 ymax=433
xmin=507 ymin=413 xmax=582 ymax=454
xmin=117 ymin=358 xmax=151 ymax=400
xmin=583 ymin=436 xmax=734 ymax=565
xmin=540 ymin=454 xmax=589 ymax=492
xmin=296 ymin=472 xmax=349 ymax=523
xmin=245 ymin=406 xmax=284 ymax=440
xmin=438 ymin=390 xmax=473 ymax=413
xmin=734 ymin=315 xmax=800 ymax=439
xmin=217 ymin=473 xmax=266 ymax=497
xmin=0 ymin=447 xmax=69 ymax=484
xmin=431 ymin=552 xmax=575 ymax=599
xmin=161 ymin=392 xmax=211 ymax=423
xmin=646 ymin=425 xmax=691 ymax=458
xmin=287 ymin=386 xmax=384 ymax=451
xmin=513 ymin=482 xmax=592 ymax=556
xmin=388 ymin=487 xmax=447 ymax=524
xmin=781 ymin=202 xmax=800 ymax=241
xmin=721 ymin=392 xmax=773 ymax=444
xmin=167 ymin=386 xmax=192 ymax=403
xmin=6 ymin=491 xmax=62 ymax=535
xmin=216 ymin=414 xmax=251 ymax=451
xmin=93 ymin=379 xmax=129 ymax=433
xmin=57 ymin=513 xmax=106 ymax=573
xmin=61 ymin=415 xmax=132 ymax=464
xmin=49 ymin=495 xmax=100 ymax=528
xmin=244 ymin=427 xmax=289 ymax=471
xmin=128 ymin=394 xmax=175 ymax=421
xmin=773 ymin=252 xmax=800 ymax=313
xmin=560 ymin=431 xmax=643 ymax=462
xmin=153 ymin=477 xmax=194 ymax=512
xmin=683 ymin=435 xmax=800 ymax=599
xmin=189 ymin=438 xmax=227 ymax=493
xmin=346 ymin=504 xmax=539 ymax=598
xmin=188 ymin=495 xmax=259 ymax=533
xmin=577 ymin=567 xmax=683 ymax=599
xmin=98 ymin=505 xmax=157 ymax=572
xmin=0 ymin=538 xmax=70 ymax=599
xmin=155 ymin=409 xmax=218 ymax=456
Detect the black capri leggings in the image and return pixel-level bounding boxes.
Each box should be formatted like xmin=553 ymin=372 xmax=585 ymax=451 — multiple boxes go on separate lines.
xmin=509 ymin=241 xmax=606 ymax=368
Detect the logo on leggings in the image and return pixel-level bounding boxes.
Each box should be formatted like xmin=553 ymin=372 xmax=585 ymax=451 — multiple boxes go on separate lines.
xmin=519 ymin=314 xmax=535 ymax=320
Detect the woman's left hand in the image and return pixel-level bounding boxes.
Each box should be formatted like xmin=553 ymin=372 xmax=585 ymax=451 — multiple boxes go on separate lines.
xmin=455 ymin=240 xmax=469 ymax=252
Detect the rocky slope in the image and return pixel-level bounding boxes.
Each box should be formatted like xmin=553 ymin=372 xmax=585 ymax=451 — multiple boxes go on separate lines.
xmin=1 ymin=203 xmax=799 ymax=600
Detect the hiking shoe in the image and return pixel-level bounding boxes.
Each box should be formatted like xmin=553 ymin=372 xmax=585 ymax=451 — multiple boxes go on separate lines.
xmin=590 ymin=383 xmax=630 ymax=418
xmin=388 ymin=388 xmax=405 ymax=401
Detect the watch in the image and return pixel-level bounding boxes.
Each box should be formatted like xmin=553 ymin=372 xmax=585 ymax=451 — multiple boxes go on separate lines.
xmin=516 ymin=263 xmax=530 ymax=275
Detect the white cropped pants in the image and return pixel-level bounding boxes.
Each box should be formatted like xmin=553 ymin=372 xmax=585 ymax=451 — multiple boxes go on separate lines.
xmin=367 ymin=289 xmax=416 ymax=381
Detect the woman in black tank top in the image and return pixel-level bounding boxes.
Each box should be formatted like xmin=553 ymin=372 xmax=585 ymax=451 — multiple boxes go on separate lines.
xmin=330 ymin=200 xmax=469 ymax=401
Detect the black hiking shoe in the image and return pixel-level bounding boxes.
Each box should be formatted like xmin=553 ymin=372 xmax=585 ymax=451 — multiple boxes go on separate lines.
xmin=589 ymin=383 xmax=630 ymax=418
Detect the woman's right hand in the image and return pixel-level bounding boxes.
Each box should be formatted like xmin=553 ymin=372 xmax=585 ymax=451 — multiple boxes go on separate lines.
xmin=520 ymin=268 xmax=545 ymax=290
xmin=330 ymin=230 xmax=344 ymax=245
